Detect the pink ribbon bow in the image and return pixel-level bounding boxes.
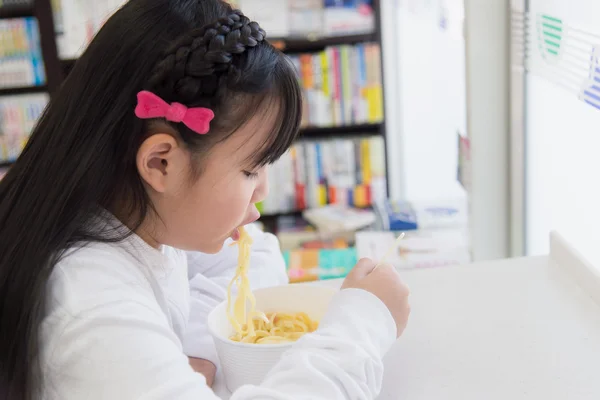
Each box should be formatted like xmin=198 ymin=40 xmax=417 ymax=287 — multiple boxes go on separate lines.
xmin=134 ymin=90 xmax=214 ymax=135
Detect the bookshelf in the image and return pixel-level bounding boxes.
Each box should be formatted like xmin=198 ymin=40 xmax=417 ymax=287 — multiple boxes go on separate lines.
xmin=0 ymin=85 xmax=48 ymax=96
xmin=259 ymin=1 xmax=387 ymax=230
xmin=298 ymin=123 xmax=381 ymax=138
xmin=0 ymin=1 xmax=62 ymax=92
xmin=1 ymin=0 xmax=389 ymax=233
xmin=0 ymin=3 xmax=33 ymax=19
xmin=260 ymin=210 xmax=303 ymax=233
xmin=0 ymin=0 xmax=62 ymax=166
xmin=270 ymin=33 xmax=377 ymax=53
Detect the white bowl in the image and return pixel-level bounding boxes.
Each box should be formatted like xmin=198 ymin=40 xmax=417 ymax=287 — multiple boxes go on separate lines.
xmin=207 ymin=284 xmax=338 ymax=392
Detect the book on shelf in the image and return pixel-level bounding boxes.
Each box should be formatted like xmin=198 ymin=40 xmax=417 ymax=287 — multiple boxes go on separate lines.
xmin=373 ymin=198 xmax=469 ymax=232
xmin=257 ymin=135 xmax=386 ymax=215
xmin=0 ymin=17 xmax=45 ymax=89
xmin=237 ymin=0 xmax=374 ymax=38
xmin=283 ymin=233 xmax=356 ymax=282
xmin=289 ymin=0 xmax=323 ymax=37
xmin=0 ymin=93 xmax=48 ymax=162
xmin=290 ymin=42 xmax=383 ymax=128
xmin=323 ymin=0 xmax=375 ymax=36
xmin=235 ymin=0 xmax=291 ymax=38
xmin=284 ymin=246 xmax=357 ymax=283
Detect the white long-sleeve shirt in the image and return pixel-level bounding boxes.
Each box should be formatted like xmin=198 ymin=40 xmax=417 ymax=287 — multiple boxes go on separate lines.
xmin=183 ymin=223 xmax=289 ymax=367
xmin=40 ymin=227 xmax=396 ymax=399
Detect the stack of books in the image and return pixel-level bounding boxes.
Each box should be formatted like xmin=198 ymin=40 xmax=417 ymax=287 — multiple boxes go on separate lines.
xmin=283 ymin=236 xmax=357 ymax=283
xmin=0 ymin=93 xmax=49 ymax=161
xmin=0 ymin=17 xmax=45 ymax=88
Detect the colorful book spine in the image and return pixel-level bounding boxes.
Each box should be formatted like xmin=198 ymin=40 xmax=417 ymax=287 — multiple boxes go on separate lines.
xmin=320 ymin=51 xmax=332 ymax=126
xmin=340 ymin=45 xmax=353 ymax=124
xmin=332 ymin=46 xmax=342 ymax=125
xmin=288 ymin=42 xmax=383 ymax=128
xmin=366 ymin=43 xmax=384 ymax=123
xmin=356 ymin=43 xmax=368 ymax=124
xmin=299 ymin=53 xmax=313 ymax=128
xmin=261 ymin=135 xmax=387 ymax=215
xmin=315 ymin=142 xmax=327 ymax=206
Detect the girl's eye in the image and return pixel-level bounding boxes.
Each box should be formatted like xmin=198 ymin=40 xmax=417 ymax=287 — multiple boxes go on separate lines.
xmin=243 ymin=170 xmax=259 ymax=179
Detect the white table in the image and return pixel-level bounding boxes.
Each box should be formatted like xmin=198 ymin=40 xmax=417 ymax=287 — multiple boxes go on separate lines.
xmin=215 ymin=232 xmax=600 ymax=399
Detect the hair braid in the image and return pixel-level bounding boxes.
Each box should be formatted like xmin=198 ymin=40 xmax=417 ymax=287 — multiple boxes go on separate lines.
xmin=148 ymin=10 xmax=266 ymax=102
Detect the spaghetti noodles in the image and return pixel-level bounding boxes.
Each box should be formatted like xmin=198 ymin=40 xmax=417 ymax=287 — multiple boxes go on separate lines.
xmin=226 ymin=226 xmax=319 ymax=344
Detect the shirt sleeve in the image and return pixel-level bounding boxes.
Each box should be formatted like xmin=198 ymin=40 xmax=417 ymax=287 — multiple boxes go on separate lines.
xmin=43 ymin=288 xmax=395 ymax=400
xmin=183 ymin=223 xmax=289 ymax=364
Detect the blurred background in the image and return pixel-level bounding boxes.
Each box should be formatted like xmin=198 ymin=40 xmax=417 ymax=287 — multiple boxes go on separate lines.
xmin=1 ymin=0 xmax=598 ymax=283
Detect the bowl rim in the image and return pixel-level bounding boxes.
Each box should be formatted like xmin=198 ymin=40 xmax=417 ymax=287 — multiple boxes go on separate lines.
xmin=207 ymin=284 xmax=338 ymax=349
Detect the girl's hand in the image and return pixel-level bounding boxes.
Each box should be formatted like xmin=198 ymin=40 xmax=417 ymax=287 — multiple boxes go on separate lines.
xmin=188 ymin=357 xmax=216 ymax=387
xmin=342 ymin=258 xmax=411 ymax=338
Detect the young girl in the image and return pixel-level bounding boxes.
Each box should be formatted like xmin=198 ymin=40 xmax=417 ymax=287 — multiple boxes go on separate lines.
xmin=0 ymin=0 xmax=410 ymax=399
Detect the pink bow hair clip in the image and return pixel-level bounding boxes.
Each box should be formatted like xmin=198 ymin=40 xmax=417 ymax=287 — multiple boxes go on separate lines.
xmin=134 ymin=90 xmax=214 ymax=135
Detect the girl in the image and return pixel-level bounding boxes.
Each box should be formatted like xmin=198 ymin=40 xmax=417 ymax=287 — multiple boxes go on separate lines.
xmin=0 ymin=0 xmax=410 ymax=399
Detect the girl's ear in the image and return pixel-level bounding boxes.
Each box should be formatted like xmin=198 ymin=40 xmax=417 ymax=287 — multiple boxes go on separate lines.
xmin=136 ymin=133 xmax=186 ymax=193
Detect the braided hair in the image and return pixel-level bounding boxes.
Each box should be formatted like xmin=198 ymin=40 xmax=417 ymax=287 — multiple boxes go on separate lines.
xmin=149 ymin=10 xmax=267 ymax=100
xmin=0 ymin=1 xmax=301 ymax=398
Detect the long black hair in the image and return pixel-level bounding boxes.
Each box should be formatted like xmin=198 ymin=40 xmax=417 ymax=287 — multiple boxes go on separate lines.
xmin=0 ymin=0 xmax=301 ymax=398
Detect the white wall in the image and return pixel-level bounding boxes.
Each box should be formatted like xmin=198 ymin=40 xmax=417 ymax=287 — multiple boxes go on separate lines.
xmin=394 ymin=0 xmax=467 ymax=202
xmin=380 ymin=0 xmax=404 ymax=201
xmin=463 ymin=0 xmax=511 ymax=260
xmin=525 ymin=0 xmax=600 ymax=268
xmin=381 ymin=0 xmax=467 ymax=202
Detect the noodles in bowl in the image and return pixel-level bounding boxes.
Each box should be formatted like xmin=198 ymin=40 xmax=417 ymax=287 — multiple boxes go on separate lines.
xmin=230 ymin=311 xmax=319 ymax=344
xmin=207 ymin=284 xmax=337 ymax=391
xmin=225 ymin=226 xmax=319 ymax=345
xmin=208 ymin=226 xmax=336 ymax=390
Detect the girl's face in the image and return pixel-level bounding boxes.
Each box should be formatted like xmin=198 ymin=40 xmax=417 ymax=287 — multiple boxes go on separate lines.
xmin=135 ymin=111 xmax=275 ymax=253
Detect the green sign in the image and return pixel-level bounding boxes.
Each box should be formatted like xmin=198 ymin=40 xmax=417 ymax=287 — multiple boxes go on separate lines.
xmin=537 ymin=14 xmax=564 ymax=62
